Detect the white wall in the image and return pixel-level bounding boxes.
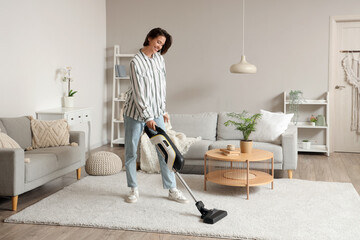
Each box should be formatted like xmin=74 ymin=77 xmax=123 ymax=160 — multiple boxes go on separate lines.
xmin=0 ymin=0 xmax=107 ymax=148
xmin=106 ymin=0 xmax=360 ymax=116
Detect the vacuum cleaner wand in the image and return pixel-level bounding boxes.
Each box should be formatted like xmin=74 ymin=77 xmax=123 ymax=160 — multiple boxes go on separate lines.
xmin=145 ymin=125 xmax=227 ymax=224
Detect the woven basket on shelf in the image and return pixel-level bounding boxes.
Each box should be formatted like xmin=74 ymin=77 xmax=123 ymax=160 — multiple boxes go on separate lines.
xmin=85 ymin=151 xmax=122 ymax=176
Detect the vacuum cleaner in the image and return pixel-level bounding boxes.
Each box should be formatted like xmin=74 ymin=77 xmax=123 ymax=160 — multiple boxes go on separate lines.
xmin=144 ymin=125 xmax=228 ymax=224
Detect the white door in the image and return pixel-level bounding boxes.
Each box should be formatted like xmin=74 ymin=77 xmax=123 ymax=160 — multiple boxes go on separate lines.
xmin=333 ymin=20 xmax=360 ymax=153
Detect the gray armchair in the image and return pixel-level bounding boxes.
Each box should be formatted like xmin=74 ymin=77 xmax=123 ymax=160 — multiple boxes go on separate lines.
xmin=0 ymin=116 xmax=85 ymax=211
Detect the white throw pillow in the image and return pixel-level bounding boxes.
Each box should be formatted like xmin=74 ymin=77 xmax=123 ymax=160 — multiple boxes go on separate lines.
xmin=251 ymin=110 xmax=293 ymax=144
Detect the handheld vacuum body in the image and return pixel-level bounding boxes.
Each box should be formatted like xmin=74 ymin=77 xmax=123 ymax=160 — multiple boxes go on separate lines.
xmin=144 ymin=125 xmax=227 ymax=224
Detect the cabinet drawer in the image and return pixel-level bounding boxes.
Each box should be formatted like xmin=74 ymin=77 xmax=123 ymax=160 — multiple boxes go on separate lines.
xmin=82 ymin=110 xmax=91 ymax=121
xmin=66 ymin=113 xmax=81 ymax=125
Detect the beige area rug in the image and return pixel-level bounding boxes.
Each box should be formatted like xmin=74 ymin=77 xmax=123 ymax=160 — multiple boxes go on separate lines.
xmin=5 ymin=171 xmax=360 ymax=240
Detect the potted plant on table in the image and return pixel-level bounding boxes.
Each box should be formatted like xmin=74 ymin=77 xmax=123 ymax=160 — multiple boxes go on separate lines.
xmin=63 ymin=66 xmax=78 ymax=108
xmin=224 ymin=111 xmax=262 ymax=153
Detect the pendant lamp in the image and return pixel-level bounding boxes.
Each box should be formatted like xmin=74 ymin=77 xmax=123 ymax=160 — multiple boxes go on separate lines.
xmin=230 ymin=0 xmax=256 ymax=74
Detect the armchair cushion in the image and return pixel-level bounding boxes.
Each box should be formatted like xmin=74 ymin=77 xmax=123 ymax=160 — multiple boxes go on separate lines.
xmin=31 ymin=119 xmax=70 ymax=149
xmin=0 ymin=131 xmax=21 ymax=148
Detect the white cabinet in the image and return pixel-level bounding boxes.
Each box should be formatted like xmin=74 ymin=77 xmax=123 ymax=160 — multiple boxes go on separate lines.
xmin=36 ymin=107 xmax=92 ymax=153
xmin=110 ymin=45 xmax=135 ymax=147
xmin=283 ymin=92 xmax=330 ymax=156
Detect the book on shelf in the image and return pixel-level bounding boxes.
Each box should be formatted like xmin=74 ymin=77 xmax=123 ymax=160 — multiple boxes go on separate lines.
xmin=115 ymin=65 xmax=127 ymax=77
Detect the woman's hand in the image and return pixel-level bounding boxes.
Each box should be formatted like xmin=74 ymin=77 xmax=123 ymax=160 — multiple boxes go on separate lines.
xmin=163 ymin=113 xmax=169 ymax=123
xmin=146 ymin=120 xmax=157 ymax=131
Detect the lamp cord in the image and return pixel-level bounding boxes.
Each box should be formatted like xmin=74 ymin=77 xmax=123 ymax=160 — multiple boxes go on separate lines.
xmin=242 ymin=0 xmax=245 ymax=56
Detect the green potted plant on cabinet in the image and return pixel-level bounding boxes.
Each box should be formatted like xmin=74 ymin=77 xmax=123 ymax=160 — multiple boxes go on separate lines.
xmin=224 ymin=111 xmax=262 ymax=153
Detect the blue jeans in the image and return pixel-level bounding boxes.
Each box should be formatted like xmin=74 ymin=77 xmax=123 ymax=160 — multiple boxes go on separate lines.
xmin=124 ymin=115 xmax=176 ymax=189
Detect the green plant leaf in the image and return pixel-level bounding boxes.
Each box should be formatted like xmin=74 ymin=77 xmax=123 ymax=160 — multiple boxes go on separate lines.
xmin=68 ymin=90 xmax=77 ymax=97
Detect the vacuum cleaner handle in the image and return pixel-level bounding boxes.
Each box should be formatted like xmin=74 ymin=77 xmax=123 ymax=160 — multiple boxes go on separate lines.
xmin=144 ymin=125 xmax=185 ymax=172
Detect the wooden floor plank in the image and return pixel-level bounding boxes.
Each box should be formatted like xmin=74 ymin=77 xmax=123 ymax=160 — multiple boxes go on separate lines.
xmin=1 ymin=145 xmax=359 ymax=240
xmin=313 ymin=155 xmax=333 ymax=182
xmin=328 ymin=153 xmax=352 ymax=182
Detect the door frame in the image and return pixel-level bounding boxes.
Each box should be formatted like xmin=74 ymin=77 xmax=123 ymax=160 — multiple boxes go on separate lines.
xmin=329 ymin=15 xmax=360 ymax=152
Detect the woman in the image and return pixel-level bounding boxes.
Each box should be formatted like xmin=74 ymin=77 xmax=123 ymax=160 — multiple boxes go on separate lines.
xmin=123 ymin=27 xmax=188 ymax=204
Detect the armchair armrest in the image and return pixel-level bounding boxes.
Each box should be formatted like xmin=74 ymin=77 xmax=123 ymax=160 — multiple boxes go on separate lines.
xmin=0 ymin=148 xmax=25 ymax=196
xmin=69 ymin=131 xmax=86 ymax=166
xmin=281 ymin=126 xmax=298 ymax=170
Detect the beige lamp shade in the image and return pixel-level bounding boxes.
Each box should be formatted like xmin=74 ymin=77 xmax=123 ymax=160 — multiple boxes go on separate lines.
xmin=230 ymin=55 xmax=257 ymax=74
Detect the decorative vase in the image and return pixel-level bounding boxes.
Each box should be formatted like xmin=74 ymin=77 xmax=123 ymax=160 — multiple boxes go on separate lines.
xmin=302 ymin=141 xmax=311 ymax=150
xmin=316 ymin=115 xmax=326 ymax=126
xmin=311 ymin=122 xmax=315 ymax=126
xmin=240 ymin=140 xmax=253 ymax=153
xmin=63 ymin=96 xmax=75 ymax=108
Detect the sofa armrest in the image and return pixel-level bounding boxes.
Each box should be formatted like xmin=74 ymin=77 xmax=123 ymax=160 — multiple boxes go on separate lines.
xmin=69 ymin=131 xmax=86 ymax=166
xmin=0 ymin=148 xmax=25 ymax=196
xmin=281 ymin=126 xmax=298 ymax=170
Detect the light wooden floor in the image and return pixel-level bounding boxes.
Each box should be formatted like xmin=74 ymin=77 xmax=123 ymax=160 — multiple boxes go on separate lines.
xmin=0 ymin=145 xmax=359 ymax=240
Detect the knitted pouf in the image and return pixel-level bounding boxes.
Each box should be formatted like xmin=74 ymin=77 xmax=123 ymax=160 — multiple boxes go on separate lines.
xmin=85 ymin=151 xmax=122 ymax=176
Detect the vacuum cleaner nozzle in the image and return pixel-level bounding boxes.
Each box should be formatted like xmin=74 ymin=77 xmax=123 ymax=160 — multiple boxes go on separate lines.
xmin=196 ymin=201 xmax=228 ymax=224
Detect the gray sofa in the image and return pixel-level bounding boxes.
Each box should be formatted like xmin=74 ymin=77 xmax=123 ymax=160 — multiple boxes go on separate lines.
xmin=0 ymin=116 xmax=85 ymax=211
xmin=169 ymin=112 xmax=297 ymax=178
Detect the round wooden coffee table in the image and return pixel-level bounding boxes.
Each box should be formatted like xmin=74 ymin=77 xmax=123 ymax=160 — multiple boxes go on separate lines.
xmin=204 ymin=148 xmax=274 ymax=200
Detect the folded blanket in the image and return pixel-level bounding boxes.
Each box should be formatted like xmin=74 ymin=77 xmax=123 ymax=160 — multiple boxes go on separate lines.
xmin=140 ymin=121 xmax=201 ymax=173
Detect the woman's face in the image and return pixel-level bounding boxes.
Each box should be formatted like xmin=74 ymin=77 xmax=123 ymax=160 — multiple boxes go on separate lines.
xmin=148 ymin=35 xmax=166 ymax=54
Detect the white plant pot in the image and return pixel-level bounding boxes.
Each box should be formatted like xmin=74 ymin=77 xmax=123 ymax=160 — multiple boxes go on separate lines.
xmin=311 ymin=122 xmax=315 ymax=126
xmin=302 ymin=141 xmax=311 ymax=150
xmin=63 ymin=96 xmax=75 ymax=108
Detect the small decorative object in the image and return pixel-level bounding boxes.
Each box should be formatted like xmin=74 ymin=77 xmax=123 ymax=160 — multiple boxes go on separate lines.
xmin=227 ymin=144 xmax=235 ymax=151
xmin=62 ymin=66 xmax=78 ymax=108
xmin=302 ymin=140 xmax=311 ymax=150
xmin=289 ymin=90 xmax=304 ymax=125
xmin=119 ymin=106 xmax=124 ymax=121
xmin=316 ymin=115 xmax=326 ymax=126
xmin=310 ymin=115 xmax=317 ymax=126
xmin=224 ymin=111 xmax=262 ymax=153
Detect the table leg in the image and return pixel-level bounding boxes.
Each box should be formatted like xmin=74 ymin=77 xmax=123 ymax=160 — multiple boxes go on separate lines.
xmin=246 ymin=160 xmax=249 ymax=200
xmin=204 ymin=154 xmax=207 ymax=191
xmin=271 ymin=157 xmax=274 ymax=189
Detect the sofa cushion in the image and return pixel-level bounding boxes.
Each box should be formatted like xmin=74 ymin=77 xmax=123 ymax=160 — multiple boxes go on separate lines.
xmin=217 ymin=112 xmax=244 ymax=140
xmin=170 ymin=112 xmax=218 ymax=141
xmin=251 ymin=110 xmax=293 ymax=144
xmin=0 ymin=117 xmax=32 ymax=149
xmin=0 ymin=120 xmax=7 ymax=134
xmin=209 ymin=140 xmax=283 ymax=164
xmin=28 ymin=146 xmax=81 ymax=169
xmin=183 ymin=140 xmax=213 ymax=159
xmin=24 ymin=153 xmax=58 ymax=182
xmin=31 ymin=119 xmax=70 ymax=149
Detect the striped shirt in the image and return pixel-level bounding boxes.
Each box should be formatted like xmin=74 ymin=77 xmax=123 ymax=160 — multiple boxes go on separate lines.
xmin=123 ymin=49 xmax=166 ymax=122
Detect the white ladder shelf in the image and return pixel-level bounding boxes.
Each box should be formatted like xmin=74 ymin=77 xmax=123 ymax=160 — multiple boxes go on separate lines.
xmin=110 ymin=45 xmax=135 ymax=147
